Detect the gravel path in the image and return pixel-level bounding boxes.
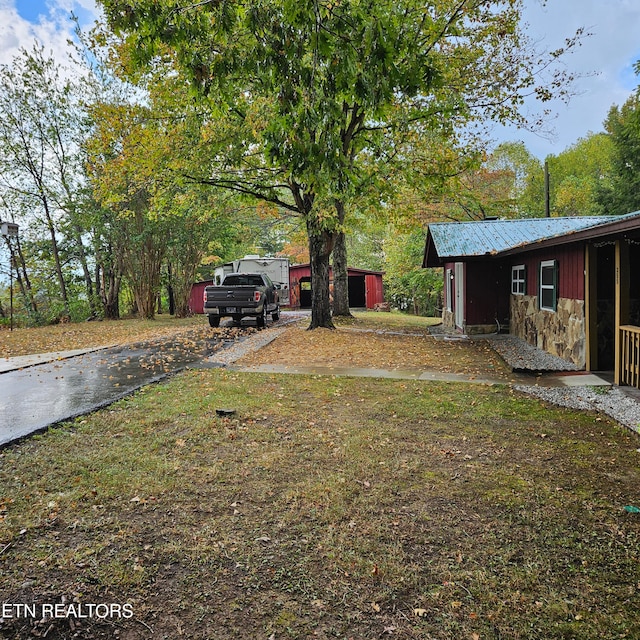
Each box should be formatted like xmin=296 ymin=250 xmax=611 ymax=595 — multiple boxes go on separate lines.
xmin=484 ymin=334 xmax=640 ymax=435
xmin=484 ymin=334 xmax=579 ymax=372
xmin=209 ymin=325 xmax=289 ymax=365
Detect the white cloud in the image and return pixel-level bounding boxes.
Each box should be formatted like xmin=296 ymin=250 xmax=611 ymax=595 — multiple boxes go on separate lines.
xmin=0 ymin=0 xmax=100 ymax=68
xmin=493 ymin=0 xmax=640 ymax=159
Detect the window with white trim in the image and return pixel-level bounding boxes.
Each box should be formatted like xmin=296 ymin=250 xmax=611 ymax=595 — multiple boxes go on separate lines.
xmin=445 ymin=268 xmax=453 ymax=312
xmin=511 ymin=265 xmax=526 ymax=295
xmin=539 ymin=260 xmax=558 ymax=311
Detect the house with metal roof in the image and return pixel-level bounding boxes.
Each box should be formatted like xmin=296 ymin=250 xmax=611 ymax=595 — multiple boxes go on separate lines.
xmin=423 ymin=211 xmax=640 ymax=388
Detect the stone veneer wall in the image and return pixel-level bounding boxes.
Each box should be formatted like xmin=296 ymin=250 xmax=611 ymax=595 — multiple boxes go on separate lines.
xmin=442 ymin=308 xmax=455 ymax=330
xmin=440 ymin=310 xmax=497 ymax=335
xmin=510 ymin=295 xmax=586 ymax=369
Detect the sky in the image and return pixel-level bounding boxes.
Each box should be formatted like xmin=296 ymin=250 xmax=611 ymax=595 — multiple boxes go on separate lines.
xmin=0 ymin=0 xmax=639 ymax=160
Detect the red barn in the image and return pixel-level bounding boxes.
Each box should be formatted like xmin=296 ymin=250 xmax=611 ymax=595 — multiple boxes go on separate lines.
xmin=288 ymin=264 xmax=385 ymax=310
xmin=190 ymin=265 xmax=385 ymax=314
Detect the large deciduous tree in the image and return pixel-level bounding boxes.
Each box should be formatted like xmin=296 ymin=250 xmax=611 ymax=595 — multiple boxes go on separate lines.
xmin=86 ymin=101 xmax=168 ymax=319
xmin=97 ymin=0 xmax=580 ymax=328
xmin=546 ymin=133 xmax=613 ymax=217
xmin=0 ymin=45 xmax=93 ymax=320
xmin=486 ymin=142 xmax=545 ymax=218
xmin=596 ymin=73 xmax=640 ymax=216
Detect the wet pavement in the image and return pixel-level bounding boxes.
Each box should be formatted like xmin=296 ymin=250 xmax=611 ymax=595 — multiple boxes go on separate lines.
xmin=0 ymin=314 xmax=304 ymax=448
xmin=0 ymin=334 xmax=221 ymax=447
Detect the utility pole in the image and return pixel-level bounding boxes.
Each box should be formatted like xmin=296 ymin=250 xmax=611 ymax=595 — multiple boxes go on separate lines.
xmin=544 ymin=161 xmax=550 ymax=218
xmin=1 ymin=221 xmax=19 ymax=331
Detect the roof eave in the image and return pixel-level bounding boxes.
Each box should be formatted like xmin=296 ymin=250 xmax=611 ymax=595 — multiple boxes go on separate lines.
xmin=423 ymin=231 xmax=449 ymax=267
xmin=497 ymin=215 xmax=640 ymax=257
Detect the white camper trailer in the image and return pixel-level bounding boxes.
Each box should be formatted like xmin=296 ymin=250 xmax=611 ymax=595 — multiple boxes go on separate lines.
xmin=214 ymin=256 xmax=290 ymax=305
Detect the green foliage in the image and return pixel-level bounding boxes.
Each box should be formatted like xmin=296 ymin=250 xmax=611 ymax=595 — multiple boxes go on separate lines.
xmin=384 ymin=227 xmax=442 ymax=316
xmin=483 ymin=135 xmax=614 ymax=220
xmin=96 ymin=0 xmax=582 ymax=327
xmin=596 ymin=93 xmax=640 ymax=215
xmin=547 ymin=133 xmax=613 ymax=216
xmin=487 ymin=142 xmax=545 ymax=217
xmin=0 ymin=45 xmax=92 ymax=321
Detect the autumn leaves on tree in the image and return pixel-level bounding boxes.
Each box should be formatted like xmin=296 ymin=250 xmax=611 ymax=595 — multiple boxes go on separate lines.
xmin=96 ymin=0 xmax=581 ymax=328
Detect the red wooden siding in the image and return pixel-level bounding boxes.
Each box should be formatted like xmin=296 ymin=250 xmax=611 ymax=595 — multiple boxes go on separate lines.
xmin=189 ymin=281 xmax=213 ymax=314
xmin=516 ymin=245 xmax=585 ymax=301
xmin=365 ymin=274 xmax=385 ymax=309
xmin=289 ymin=264 xmax=384 ymax=309
xmin=465 ymin=261 xmax=510 ymax=325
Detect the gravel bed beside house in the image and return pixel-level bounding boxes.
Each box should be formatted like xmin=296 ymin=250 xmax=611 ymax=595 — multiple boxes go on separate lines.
xmin=484 ymin=333 xmax=640 ymax=435
xmin=514 ymin=384 xmax=640 ymax=434
xmin=430 ymin=326 xmax=640 ymax=434
xmin=483 ymin=333 xmax=580 ymax=372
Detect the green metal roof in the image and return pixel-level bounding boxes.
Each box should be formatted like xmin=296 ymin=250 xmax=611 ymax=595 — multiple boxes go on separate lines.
xmin=424 ymin=212 xmax=640 ymax=267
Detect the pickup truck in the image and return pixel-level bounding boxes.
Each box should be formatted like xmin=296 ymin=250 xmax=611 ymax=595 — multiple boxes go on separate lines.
xmin=203 ymin=272 xmax=280 ymax=328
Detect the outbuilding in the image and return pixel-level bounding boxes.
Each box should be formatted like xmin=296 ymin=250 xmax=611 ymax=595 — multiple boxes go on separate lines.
xmin=423 ymin=211 xmax=640 ymax=388
xmin=190 ymin=265 xmax=385 ymax=314
xmin=189 ymin=280 xmax=212 ymax=315
xmin=288 ymin=264 xmax=385 ymax=310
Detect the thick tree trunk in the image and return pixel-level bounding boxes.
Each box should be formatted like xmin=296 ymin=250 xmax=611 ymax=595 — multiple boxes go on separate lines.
xmin=332 ymin=230 xmax=352 ymax=317
xmin=290 ymin=181 xmax=335 ymax=329
xmin=166 ymin=262 xmax=176 ymax=316
xmin=103 ymin=289 xmax=120 ymax=319
xmin=307 ymin=222 xmax=335 ymax=330
xmin=99 ymin=264 xmax=121 ymax=320
xmin=42 ymin=201 xmax=69 ymax=316
xmin=122 ymin=210 xmax=165 ymax=320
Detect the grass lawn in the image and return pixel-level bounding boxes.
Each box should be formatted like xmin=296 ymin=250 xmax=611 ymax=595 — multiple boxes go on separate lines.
xmin=1 ymin=313 xmax=640 ymax=639
xmin=0 ymin=316 xmax=205 ymax=359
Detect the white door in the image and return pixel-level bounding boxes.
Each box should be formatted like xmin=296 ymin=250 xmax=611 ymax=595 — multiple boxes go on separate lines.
xmin=454 ymin=262 xmax=464 ymax=330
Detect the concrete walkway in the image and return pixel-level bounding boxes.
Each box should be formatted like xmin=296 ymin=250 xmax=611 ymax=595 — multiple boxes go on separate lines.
xmin=228 ymin=362 xmax=611 ymax=387
xmin=1 ymin=336 xmax=613 ymax=389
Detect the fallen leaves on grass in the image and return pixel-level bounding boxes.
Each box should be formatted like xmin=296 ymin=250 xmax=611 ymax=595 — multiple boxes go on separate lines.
xmin=236 ymin=324 xmax=513 ymax=379
xmin=0 ymin=317 xmax=209 ymax=358
xmin=2 ymin=367 xmax=640 ymax=639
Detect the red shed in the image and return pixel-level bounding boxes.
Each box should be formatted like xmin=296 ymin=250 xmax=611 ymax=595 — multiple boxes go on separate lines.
xmin=191 ymin=265 xmax=384 ymax=314
xmin=288 ymin=263 xmax=385 ymax=310
xmin=189 ymin=280 xmax=214 ymax=315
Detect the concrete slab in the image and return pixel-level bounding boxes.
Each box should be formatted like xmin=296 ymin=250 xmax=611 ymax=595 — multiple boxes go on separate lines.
xmin=231 ymin=363 xmax=516 ymax=385
xmin=552 ymin=373 xmax=612 ymax=387
xmin=234 ymin=363 xmax=425 ymax=380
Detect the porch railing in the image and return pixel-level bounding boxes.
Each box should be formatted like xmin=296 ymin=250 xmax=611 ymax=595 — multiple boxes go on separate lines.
xmin=620 ymin=325 xmax=640 ymax=389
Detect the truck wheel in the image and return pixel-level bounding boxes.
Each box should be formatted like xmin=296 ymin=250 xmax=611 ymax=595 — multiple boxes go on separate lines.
xmin=256 ymin=307 xmax=267 ymax=329
xmin=272 ymin=306 xmax=280 ymax=322
xmin=208 ymin=315 xmax=220 ymax=328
